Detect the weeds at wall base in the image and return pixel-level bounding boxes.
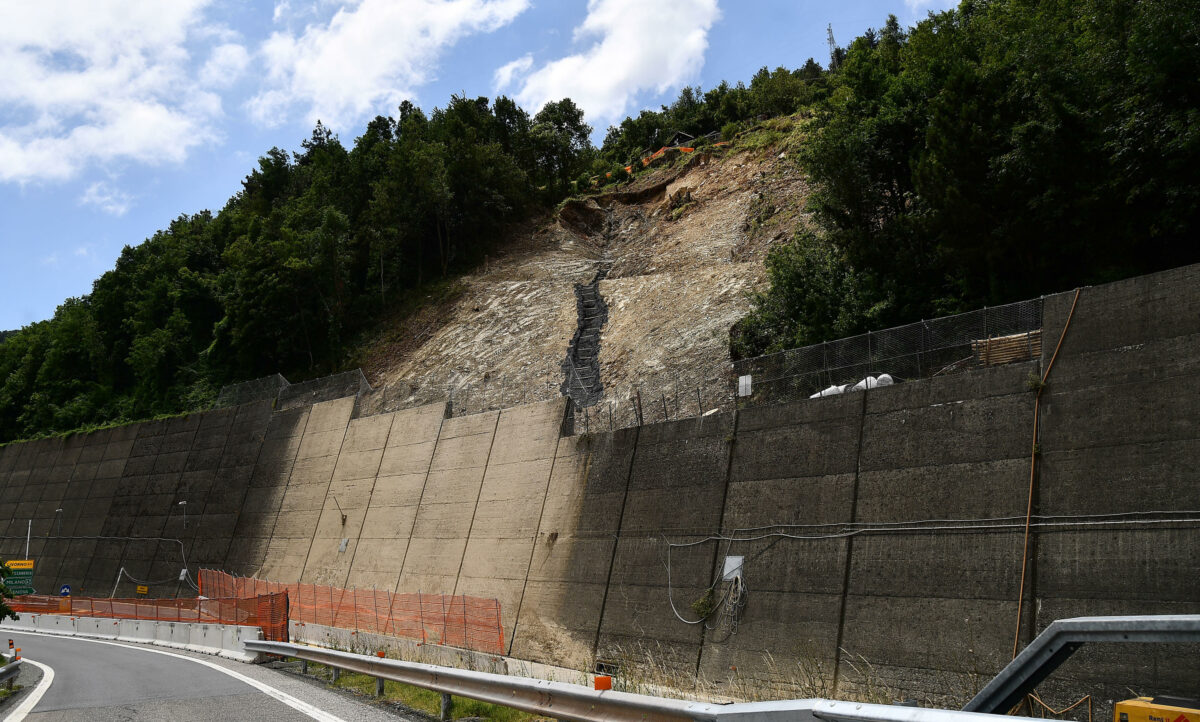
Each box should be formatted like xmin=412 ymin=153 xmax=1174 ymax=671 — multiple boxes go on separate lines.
xmin=289 ymin=660 xmax=539 ymax=722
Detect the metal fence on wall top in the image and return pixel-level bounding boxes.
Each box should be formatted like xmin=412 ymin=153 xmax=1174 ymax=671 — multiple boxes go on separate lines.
xmin=213 ymin=298 xmax=1044 ymax=435
xmin=731 ymin=298 xmax=1044 ymax=409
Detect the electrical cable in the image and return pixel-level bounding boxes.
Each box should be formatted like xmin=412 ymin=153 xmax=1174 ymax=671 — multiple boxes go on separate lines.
xmin=114 ymin=567 xmax=185 ymax=587
xmin=663 ymin=512 xmax=1200 ymax=548
xmin=660 ymin=507 xmax=1199 ymax=629
xmin=708 ymin=508 xmax=1197 ymax=536
xmin=0 ymin=534 xmax=194 ymax=597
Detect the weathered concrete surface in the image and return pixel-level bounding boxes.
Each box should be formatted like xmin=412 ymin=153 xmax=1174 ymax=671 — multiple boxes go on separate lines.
xmin=595 ymin=413 xmax=735 ymax=674
xmin=396 ymin=410 xmax=499 ymax=597
xmin=264 ymin=397 xmax=354 ymax=584
xmin=344 ymin=402 xmax=444 ymax=591
xmin=509 ymin=426 xmax=637 ymax=669
xmin=454 ymin=399 xmax=568 ymax=651
xmin=838 ymin=362 xmax=1036 ymax=704
xmin=697 ymin=393 xmax=861 ymax=693
xmin=1030 ymin=266 xmax=1200 ymax=705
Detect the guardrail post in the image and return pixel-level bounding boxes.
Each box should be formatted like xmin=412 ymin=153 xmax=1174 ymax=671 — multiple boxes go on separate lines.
xmin=375 ymin=677 xmax=385 ymax=697
xmin=300 ymin=659 xmax=308 ymax=674
xmin=440 ymin=692 xmax=452 ymax=721
xmin=331 ymin=666 xmax=340 ymax=682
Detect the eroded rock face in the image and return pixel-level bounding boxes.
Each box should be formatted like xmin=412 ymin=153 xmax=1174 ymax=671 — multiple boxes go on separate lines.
xmin=362 ymin=147 xmax=810 ymax=418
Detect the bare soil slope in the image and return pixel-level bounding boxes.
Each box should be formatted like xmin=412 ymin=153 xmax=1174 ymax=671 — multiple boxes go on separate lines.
xmin=359 ymin=136 xmax=809 ymax=420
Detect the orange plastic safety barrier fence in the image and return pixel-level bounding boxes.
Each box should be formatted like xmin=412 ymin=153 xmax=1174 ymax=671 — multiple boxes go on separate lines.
xmin=602 ymin=142 xmax=728 ymax=179
xmin=198 ymin=570 xmax=503 ymax=654
xmin=9 ymin=592 xmax=290 ymax=642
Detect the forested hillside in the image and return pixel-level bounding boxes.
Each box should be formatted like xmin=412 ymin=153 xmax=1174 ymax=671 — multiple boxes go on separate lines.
xmin=733 ymin=0 xmax=1200 ymax=355
xmin=0 ymin=97 xmax=594 ymax=440
xmin=2 ymin=0 xmax=1197 ymax=443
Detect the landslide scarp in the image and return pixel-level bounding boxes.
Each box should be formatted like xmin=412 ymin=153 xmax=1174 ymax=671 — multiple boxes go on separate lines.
xmin=359 ymin=133 xmax=810 ymax=418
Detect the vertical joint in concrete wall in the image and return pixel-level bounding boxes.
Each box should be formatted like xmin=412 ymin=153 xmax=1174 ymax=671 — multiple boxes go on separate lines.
xmin=831 ymin=387 xmax=870 ymax=697
xmin=450 ymin=411 xmax=502 ymax=599
xmin=508 ymin=403 xmax=568 ymax=656
xmin=694 ymin=408 xmax=740 ymax=677
xmin=591 ymin=423 xmax=641 ymax=663
xmin=560 ymin=398 xmax=576 ymax=438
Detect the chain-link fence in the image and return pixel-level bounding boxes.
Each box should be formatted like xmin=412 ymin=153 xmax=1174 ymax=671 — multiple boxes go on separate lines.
xmin=214 ymin=373 xmax=288 ymax=408
xmin=357 ymin=375 xmax=565 ymax=419
xmin=569 ymin=371 xmax=737 ymax=434
xmin=215 ymin=370 xmax=372 ymax=410
xmin=216 ymin=299 xmax=1044 ymax=435
xmin=732 ymin=298 xmax=1044 ymax=408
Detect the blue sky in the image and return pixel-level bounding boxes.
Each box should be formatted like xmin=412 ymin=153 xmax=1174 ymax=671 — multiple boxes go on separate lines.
xmin=0 ymin=0 xmax=955 ymax=331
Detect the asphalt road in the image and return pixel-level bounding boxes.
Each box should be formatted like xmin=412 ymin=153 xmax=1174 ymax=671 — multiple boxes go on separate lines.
xmin=4 ymin=631 xmax=410 ymax=721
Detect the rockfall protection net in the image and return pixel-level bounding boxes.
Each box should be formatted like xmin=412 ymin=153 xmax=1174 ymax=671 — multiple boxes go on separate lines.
xmin=8 ymin=592 xmax=290 ymax=642
xmin=567 ymin=297 xmax=1046 ymax=432
xmin=732 ymin=297 xmax=1044 ymax=408
xmin=198 ymin=570 xmax=504 ymax=654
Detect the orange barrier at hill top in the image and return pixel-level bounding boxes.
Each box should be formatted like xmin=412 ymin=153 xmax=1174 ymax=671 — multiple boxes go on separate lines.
xmin=9 ymin=592 xmax=289 ymax=642
xmin=198 ymin=570 xmax=504 ymax=654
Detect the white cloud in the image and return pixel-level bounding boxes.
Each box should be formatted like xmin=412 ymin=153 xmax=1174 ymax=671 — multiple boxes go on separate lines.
xmin=493 ymin=54 xmax=532 ymax=92
xmin=904 ymin=0 xmax=955 ymax=11
xmin=79 ymin=181 xmax=133 ymax=217
xmin=250 ymin=0 xmax=531 ymax=130
xmin=200 ymin=43 xmax=251 ymax=88
xmin=0 ymin=2 xmax=224 ymax=184
xmin=502 ymin=0 xmax=720 ymax=126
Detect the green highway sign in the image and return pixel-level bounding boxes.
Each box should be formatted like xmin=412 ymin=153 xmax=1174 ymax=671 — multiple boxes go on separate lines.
xmin=5 ymin=560 xmax=34 ymax=596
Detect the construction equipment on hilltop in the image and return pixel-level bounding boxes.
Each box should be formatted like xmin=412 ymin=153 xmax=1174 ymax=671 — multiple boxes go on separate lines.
xmin=1115 ymin=697 xmax=1200 ymax=722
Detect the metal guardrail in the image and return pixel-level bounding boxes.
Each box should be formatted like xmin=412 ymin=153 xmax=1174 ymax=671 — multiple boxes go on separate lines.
xmin=244 ymin=640 xmax=1043 ymax=722
xmin=964 ymin=615 xmax=1200 ymax=714
xmin=0 ymin=653 xmax=22 ymax=690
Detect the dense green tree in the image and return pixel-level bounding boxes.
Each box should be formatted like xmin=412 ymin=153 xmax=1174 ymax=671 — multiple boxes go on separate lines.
xmin=530 ymin=99 xmax=593 ymax=197
xmin=0 ymin=90 xmax=589 ymax=443
xmin=739 ymin=0 xmax=1200 ymax=356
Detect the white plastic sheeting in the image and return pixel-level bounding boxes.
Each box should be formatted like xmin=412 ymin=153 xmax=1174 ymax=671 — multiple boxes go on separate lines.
xmin=810 ymin=374 xmax=895 ymax=399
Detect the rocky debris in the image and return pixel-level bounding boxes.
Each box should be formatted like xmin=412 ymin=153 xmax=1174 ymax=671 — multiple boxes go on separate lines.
xmin=361 ymin=145 xmax=810 ymax=418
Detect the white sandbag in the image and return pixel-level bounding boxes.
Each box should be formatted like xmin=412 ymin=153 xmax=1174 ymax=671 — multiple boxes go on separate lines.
xmin=810 ymin=384 xmax=847 ymax=398
xmin=851 ymin=376 xmax=875 ymax=391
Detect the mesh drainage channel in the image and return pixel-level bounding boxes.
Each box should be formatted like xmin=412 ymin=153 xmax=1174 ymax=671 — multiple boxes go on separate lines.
xmin=560 ymin=263 xmax=611 ymax=407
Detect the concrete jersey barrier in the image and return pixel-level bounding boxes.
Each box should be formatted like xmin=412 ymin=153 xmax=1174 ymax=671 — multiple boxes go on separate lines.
xmin=0 ymin=614 xmax=265 ymax=663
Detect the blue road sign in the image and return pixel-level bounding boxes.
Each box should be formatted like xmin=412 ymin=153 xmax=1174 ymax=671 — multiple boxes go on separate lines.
xmin=59 ymin=584 xmax=71 ymax=597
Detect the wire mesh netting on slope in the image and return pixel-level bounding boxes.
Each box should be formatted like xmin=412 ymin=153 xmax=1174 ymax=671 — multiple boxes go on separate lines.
xmin=567 ymin=297 xmax=1045 ymax=432
xmin=198 ymin=570 xmax=504 ymax=654
xmin=213 ymin=299 xmax=1043 ymax=436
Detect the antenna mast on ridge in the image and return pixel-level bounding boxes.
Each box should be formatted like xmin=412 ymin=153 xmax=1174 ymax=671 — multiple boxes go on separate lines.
xmin=827 ymin=23 xmax=840 ymax=70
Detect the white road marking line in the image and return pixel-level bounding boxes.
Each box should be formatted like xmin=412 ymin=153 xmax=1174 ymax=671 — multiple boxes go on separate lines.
xmin=6 ymin=631 xmax=345 ymax=722
xmin=2 ymin=657 xmax=54 ymax=722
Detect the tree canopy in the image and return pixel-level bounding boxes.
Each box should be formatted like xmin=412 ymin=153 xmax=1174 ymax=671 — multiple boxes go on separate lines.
xmin=0 ymin=94 xmax=595 ymax=442
xmin=3 ymin=0 xmax=1198 ymax=440
xmin=734 ymin=0 xmax=1200 ymax=356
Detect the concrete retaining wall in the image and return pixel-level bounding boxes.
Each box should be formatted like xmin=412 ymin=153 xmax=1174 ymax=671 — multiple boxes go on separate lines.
xmin=2 ymin=264 xmax=1199 ymax=706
